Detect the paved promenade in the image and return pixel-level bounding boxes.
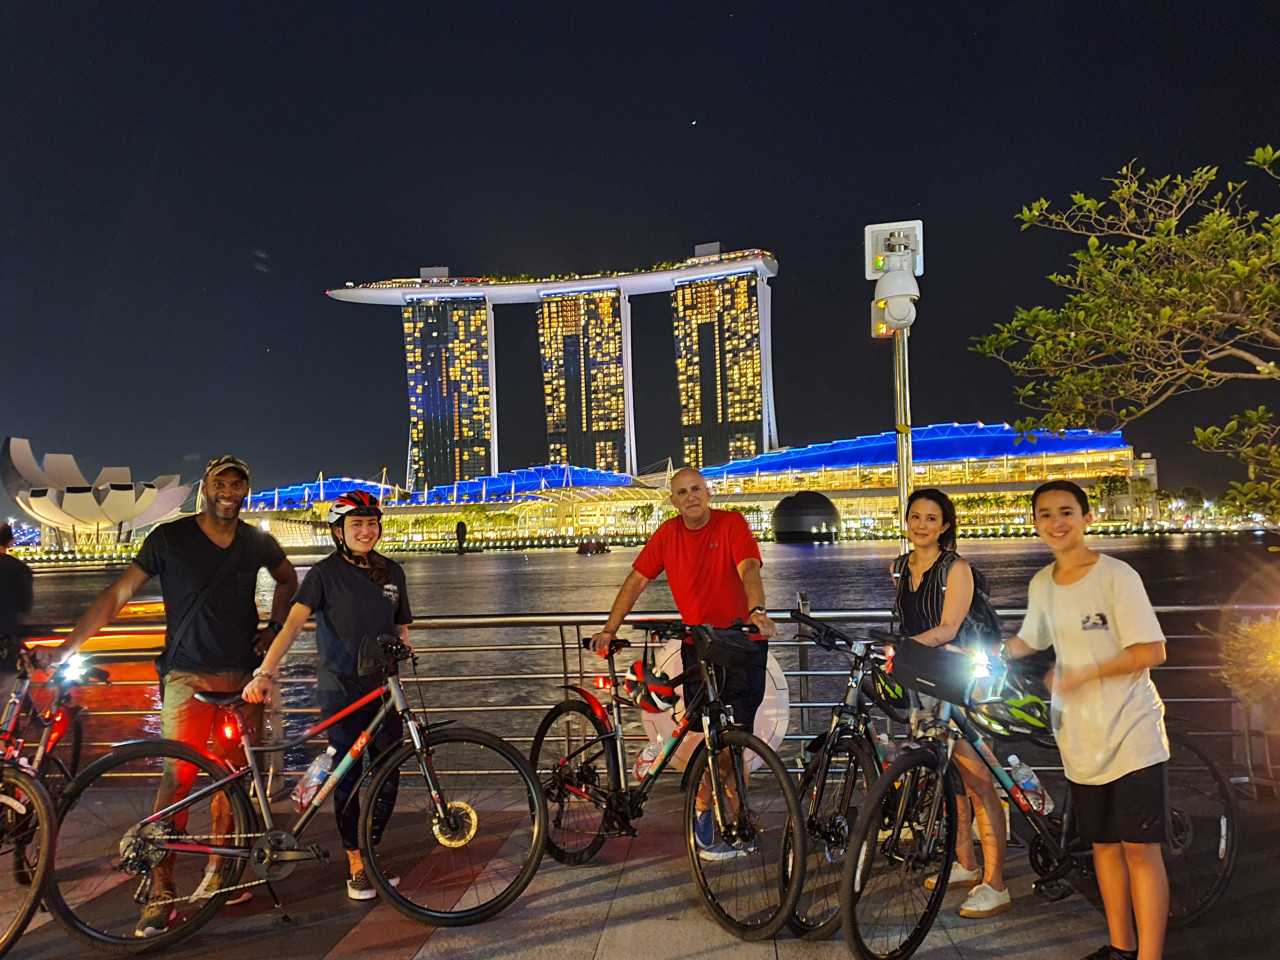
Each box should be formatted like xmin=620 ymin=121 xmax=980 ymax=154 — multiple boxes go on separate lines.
xmin=14 ymin=788 xmax=1276 ymax=960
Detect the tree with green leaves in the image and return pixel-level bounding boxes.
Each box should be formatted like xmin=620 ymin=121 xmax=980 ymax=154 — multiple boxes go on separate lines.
xmin=975 ymin=145 xmax=1280 ymax=520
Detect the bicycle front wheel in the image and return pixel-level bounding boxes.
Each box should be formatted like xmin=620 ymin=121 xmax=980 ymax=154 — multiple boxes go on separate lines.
xmin=788 ymin=732 xmax=877 ymax=940
xmin=47 ymin=739 xmax=255 ymax=955
xmin=840 ymin=747 xmax=957 ymax=960
xmin=0 ymin=765 xmax=56 ymax=959
xmin=360 ymin=727 xmax=547 ymax=926
xmin=684 ymin=729 xmax=804 ymax=940
xmin=1164 ymin=729 xmax=1237 ymax=927
xmin=529 ymin=699 xmax=615 ymax=865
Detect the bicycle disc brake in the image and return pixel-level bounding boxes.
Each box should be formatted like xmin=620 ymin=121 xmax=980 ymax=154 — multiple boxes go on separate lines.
xmin=1166 ymin=807 xmax=1193 ymax=857
xmin=433 ymin=802 xmax=478 ymax=848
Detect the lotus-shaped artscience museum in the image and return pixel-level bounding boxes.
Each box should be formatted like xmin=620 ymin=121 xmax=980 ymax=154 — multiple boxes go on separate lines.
xmin=1 ymin=437 xmax=192 ymax=536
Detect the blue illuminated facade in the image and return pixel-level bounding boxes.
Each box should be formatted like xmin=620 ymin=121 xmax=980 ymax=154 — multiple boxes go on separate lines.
xmin=701 ymin=422 xmax=1130 ymax=479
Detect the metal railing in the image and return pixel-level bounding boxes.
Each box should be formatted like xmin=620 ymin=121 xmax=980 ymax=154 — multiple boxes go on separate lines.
xmin=43 ymin=604 xmax=1276 ymax=789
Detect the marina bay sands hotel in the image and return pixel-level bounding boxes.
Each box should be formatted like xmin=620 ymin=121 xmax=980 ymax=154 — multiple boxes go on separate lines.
xmin=328 ymin=245 xmax=778 ymax=492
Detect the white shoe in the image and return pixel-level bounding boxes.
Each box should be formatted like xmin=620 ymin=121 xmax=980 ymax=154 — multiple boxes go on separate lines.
xmin=193 ymin=867 xmax=252 ymax=905
xmin=957 ymin=882 xmax=1011 ymax=918
xmin=923 ymin=861 xmax=982 ymax=891
xmin=698 ymin=840 xmax=748 ymax=861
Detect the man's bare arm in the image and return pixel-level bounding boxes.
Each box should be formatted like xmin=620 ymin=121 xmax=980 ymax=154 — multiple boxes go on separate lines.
xmin=253 ymin=558 xmax=299 ymax=655
xmin=61 ymin=564 xmax=151 ymax=657
xmin=736 ymin=557 xmax=777 ymax=639
xmin=590 ymin=569 xmax=651 ymax=656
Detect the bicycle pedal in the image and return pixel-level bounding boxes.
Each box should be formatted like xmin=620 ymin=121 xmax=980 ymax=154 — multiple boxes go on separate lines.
xmin=308 ymin=845 xmax=330 ymax=864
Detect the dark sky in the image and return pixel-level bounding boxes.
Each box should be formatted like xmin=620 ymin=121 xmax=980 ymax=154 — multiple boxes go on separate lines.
xmin=3 ymin=1 xmax=1277 ymax=517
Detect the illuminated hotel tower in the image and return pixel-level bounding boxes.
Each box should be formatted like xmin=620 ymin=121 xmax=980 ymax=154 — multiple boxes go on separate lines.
xmin=673 ymin=267 xmax=773 ymax=468
xmin=401 ymin=296 xmax=496 ymax=491
xmin=538 ymin=291 xmax=630 ymax=472
xmin=327 ymin=247 xmax=776 ymax=483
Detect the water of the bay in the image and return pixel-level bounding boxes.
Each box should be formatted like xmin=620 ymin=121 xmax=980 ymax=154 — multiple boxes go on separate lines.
xmin=29 ymin=531 xmax=1280 ymax=624
xmin=26 ymin=532 xmax=1280 ymax=767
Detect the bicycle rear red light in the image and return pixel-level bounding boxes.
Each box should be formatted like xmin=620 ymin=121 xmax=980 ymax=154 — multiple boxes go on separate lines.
xmin=885 ymin=645 xmax=896 ymax=674
xmin=594 ymin=676 xmax=613 ymax=691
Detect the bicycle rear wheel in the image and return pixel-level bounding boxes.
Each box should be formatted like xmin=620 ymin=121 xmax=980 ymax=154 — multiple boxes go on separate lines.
xmin=840 ymin=747 xmax=957 ymax=960
xmin=0 ymin=765 xmax=56 ymax=959
xmin=788 ymin=732 xmax=876 ymax=940
xmin=360 ymin=727 xmax=546 ymax=926
xmin=1164 ymin=729 xmax=1236 ymax=927
xmin=46 ymin=739 xmax=255 ymax=955
xmin=530 ymin=699 xmax=616 ymax=865
xmin=684 ymin=729 xmax=804 ymax=940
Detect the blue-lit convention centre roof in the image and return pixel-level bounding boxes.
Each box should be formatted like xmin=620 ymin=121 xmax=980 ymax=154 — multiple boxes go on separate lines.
xmin=700 ymin=422 xmax=1129 ymax=479
xmin=247 ymin=465 xmax=638 ymax=510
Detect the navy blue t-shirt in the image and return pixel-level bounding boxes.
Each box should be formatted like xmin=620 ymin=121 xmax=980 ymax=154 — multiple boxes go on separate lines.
xmin=134 ymin=516 xmax=287 ymax=674
xmin=294 ymin=552 xmax=412 ymax=697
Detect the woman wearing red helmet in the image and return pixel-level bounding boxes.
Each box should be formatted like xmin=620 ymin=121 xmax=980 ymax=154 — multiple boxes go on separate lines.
xmin=243 ymin=490 xmax=412 ymax=901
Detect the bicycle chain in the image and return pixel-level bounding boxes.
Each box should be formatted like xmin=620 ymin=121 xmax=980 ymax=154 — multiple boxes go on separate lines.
xmin=136 ymin=831 xmax=271 ymax=905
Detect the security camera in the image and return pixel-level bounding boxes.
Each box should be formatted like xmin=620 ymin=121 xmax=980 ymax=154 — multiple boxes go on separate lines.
xmin=872 ymin=268 xmax=919 ymax=330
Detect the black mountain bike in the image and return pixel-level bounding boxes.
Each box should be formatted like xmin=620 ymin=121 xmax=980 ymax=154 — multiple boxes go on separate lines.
xmin=840 ymin=632 xmax=1238 ymax=960
xmin=530 ymin=620 xmax=804 ymax=940
xmin=785 ymin=609 xmax=911 ymax=940
xmin=47 ymin=636 xmax=546 ymax=955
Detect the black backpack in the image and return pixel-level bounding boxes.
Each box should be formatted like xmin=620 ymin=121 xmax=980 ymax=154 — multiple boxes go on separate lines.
xmin=892 ymin=551 xmax=1004 ymax=649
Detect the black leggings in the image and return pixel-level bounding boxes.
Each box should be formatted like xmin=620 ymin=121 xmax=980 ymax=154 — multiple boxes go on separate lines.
xmin=317 ymin=690 xmax=404 ymax=851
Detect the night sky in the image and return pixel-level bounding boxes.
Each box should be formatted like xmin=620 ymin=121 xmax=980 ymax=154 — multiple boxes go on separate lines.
xmin=3 ymin=2 xmax=1277 ymax=517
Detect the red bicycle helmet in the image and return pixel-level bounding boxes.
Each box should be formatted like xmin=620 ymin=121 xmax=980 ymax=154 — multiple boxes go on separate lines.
xmin=327 ymin=490 xmax=382 ymax=525
xmin=623 ymin=661 xmax=677 ymax=713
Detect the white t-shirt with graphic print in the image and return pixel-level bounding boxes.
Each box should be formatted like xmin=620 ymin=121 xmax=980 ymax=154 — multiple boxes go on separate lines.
xmin=1019 ymin=553 xmax=1169 ymax=786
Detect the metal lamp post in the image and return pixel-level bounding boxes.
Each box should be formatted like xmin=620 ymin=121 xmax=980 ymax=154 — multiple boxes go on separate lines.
xmin=865 ymin=221 xmax=924 ymax=551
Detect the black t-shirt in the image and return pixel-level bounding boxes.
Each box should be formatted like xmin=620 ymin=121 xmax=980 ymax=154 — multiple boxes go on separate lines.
xmin=294 ymin=552 xmax=412 ymax=697
xmin=134 ymin=516 xmax=288 ymax=674
xmin=0 ymin=552 xmax=34 ymax=667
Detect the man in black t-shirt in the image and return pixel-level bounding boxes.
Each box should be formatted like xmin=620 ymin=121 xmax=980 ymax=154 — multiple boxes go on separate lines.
xmin=63 ymin=456 xmax=297 ymax=937
xmin=0 ymin=523 xmax=33 ymax=672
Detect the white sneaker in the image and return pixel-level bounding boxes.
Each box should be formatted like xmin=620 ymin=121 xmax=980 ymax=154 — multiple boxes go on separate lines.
xmin=193 ymin=867 xmax=252 ymax=905
xmin=923 ymin=861 xmax=982 ymax=891
xmin=698 ymin=840 xmax=747 ymax=861
xmin=957 ymin=882 xmax=1011 ymax=918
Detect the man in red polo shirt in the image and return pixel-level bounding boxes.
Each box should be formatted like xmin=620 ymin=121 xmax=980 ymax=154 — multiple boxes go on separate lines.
xmin=591 ymin=467 xmax=776 ymax=859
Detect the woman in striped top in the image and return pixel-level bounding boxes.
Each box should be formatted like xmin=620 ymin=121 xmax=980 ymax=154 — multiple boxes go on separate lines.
xmin=894 ymin=488 xmax=1011 ymax=919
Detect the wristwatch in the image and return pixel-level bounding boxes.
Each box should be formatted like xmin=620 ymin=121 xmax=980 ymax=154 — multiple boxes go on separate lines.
xmin=750 ymin=606 xmax=768 ymax=617
xmin=267 ymin=620 xmax=284 ymax=636
xmin=252 ymin=667 xmax=277 ymax=682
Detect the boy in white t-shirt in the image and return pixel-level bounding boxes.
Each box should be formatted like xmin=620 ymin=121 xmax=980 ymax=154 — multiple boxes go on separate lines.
xmin=1003 ymin=480 xmax=1169 ymax=960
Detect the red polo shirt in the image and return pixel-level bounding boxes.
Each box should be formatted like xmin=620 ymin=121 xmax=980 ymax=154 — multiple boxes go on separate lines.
xmin=633 ymin=509 xmax=761 ymax=632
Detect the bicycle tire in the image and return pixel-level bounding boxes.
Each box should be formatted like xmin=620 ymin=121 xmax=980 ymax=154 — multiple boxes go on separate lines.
xmin=684 ymin=728 xmax=804 ymax=940
xmin=1163 ymin=729 xmax=1237 ymax=927
xmin=788 ymin=733 xmax=877 ymax=940
xmin=0 ymin=765 xmax=56 ymax=959
xmin=840 ymin=747 xmax=957 ymax=960
xmin=46 ymin=739 xmax=256 ymax=955
xmin=529 ymin=699 xmax=615 ymax=865
xmin=360 ymin=726 xmax=547 ymax=926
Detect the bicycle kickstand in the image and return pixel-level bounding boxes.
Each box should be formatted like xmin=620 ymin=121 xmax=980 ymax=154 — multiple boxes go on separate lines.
xmin=264 ymin=881 xmax=292 ymax=923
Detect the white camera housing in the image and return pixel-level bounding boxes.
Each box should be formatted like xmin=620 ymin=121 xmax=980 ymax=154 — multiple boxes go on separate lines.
xmin=872 ymin=268 xmax=919 ymax=330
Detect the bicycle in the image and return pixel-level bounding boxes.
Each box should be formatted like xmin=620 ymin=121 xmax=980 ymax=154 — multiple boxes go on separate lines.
xmin=46 ymin=634 xmax=547 ymax=955
xmin=1 ymin=647 xmax=109 ymax=801
xmin=785 ymin=609 xmax=910 ymax=940
xmin=840 ymin=631 xmax=1238 ymax=960
xmin=0 ymin=759 xmax=57 ymax=958
xmin=529 ymin=619 xmax=804 ymax=940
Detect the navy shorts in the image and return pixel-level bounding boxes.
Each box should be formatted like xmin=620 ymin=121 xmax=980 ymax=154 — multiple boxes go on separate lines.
xmin=1070 ymin=761 xmax=1167 ymax=845
xmin=680 ymin=640 xmax=768 ymax=731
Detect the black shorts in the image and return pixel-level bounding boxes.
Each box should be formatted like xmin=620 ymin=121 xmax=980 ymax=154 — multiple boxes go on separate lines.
xmin=1069 ymin=762 xmax=1167 ymax=845
xmin=680 ymin=640 xmax=768 ymax=731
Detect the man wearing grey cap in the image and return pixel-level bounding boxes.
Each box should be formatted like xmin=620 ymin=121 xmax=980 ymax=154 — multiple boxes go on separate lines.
xmin=64 ymin=455 xmax=297 ymax=936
